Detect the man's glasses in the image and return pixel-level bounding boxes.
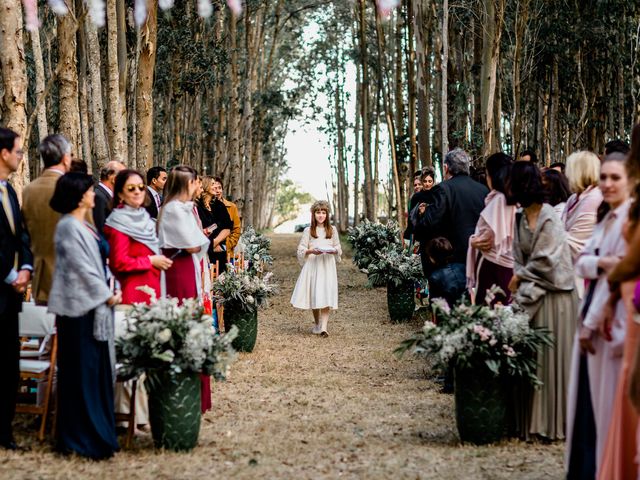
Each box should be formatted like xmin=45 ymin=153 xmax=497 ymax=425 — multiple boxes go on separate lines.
xmin=125 ymin=184 xmax=145 ymax=192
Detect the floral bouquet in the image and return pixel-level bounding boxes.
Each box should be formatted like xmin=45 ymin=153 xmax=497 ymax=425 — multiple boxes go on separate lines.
xmin=347 ymin=220 xmax=401 ymax=272
xmin=115 ymin=287 xmax=237 ymax=380
xmin=364 ymin=245 xmax=423 ymax=288
xmin=236 ymin=226 xmax=273 ymax=275
xmin=212 ymin=266 xmax=278 ymax=313
xmin=396 ymin=289 xmax=552 ymax=386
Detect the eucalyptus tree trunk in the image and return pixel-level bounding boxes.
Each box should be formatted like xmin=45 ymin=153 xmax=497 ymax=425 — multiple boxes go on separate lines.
xmin=358 ymin=0 xmax=374 ymax=221
xmin=480 ymin=0 xmax=505 ymax=156
xmin=511 ymin=0 xmax=529 ymax=156
xmin=412 ymin=0 xmax=432 ymax=167
xmin=85 ymin=15 xmax=110 ymax=169
xmin=76 ymin=4 xmax=92 ymax=171
xmin=441 ymin=0 xmax=449 ymax=158
xmin=406 ymin=0 xmax=418 ymax=173
xmin=106 ymin=0 xmax=126 ymax=164
xmin=29 ymin=29 xmax=48 ymax=142
xmin=116 ymin=0 xmax=128 ymax=160
xmin=227 ymin=13 xmax=242 ymax=203
xmin=58 ymin=1 xmax=82 ymax=157
xmin=136 ymin=1 xmax=158 ymax=170
xmin=0 ymin=0 xmax=29 ymax=195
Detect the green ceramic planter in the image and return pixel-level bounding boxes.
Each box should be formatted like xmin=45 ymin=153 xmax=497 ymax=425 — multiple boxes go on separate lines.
xmin=145 ymin=369 xmax=201 ymax=451
xmin=386 ymin=280 xmax=415 ymax=323
xmin=454 ymin=365 xmax=507 ymax=445
xmin=224 ymin=308 xmax=258 ymax=352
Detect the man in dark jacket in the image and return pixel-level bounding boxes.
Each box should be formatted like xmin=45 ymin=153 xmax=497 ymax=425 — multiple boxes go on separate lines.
xmin=413 ymin=148 xmax=488 ymax=279
xmin=0 ymin=128 xmax=33 ymax=450
xmin=93 ymin=160 xmax=125 ymax=233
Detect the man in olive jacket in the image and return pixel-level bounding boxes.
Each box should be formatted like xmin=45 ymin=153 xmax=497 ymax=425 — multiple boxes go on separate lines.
xmin=21 ymin=134 xmax=71 ymax=304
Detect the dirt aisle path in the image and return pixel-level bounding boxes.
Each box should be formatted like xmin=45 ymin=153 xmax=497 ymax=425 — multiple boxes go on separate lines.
xmin=2 ymin=233 xmax=563 ymax=479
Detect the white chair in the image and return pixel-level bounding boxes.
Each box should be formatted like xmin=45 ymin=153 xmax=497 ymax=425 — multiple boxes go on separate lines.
xmin=16 ymin=303 xmax=57 ymax=441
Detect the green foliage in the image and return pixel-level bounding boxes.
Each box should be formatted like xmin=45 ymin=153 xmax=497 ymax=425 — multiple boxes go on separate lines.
xmin=115 ymin=288 xmax=237 ymax=380
xmin=212 ymin=267 xmax=278 ymax=313
xmin=396 ymin=294 xmax=553 ymax=386
xmin=365 ymin=246 xmax=423 ymax=288
xmin=237 ymin=226 xmax=274 ymax=274
xmin=347 ymin=220 xmax=401 ymax=271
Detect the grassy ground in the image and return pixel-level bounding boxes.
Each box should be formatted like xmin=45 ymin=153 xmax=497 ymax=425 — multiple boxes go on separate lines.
xmin=1 ymin=233 xmax=564 ymax=479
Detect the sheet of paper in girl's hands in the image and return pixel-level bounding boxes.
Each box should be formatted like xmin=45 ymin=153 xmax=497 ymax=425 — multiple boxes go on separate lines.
xmin=317 ymin=248 xmax=337 ymax=254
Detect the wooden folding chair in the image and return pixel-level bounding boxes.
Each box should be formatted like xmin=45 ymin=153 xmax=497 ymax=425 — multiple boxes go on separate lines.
xmin=16 ymin=303 xmax=57 ymax=441
xmin=114 ymin=377 xmax=138 ymax=449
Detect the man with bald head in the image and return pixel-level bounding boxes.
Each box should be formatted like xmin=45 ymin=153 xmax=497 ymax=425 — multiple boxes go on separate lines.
xmin=94 ymin=160 xmax=126 ymax=233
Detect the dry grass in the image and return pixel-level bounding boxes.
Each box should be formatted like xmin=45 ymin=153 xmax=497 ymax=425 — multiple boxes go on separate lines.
xmin=1 ymin=233 xmax=564 ymax=479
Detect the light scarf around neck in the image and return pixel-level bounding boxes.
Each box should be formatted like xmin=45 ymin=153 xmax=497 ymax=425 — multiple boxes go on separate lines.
xmin=105 ymin=204 xmax=160 ymax=254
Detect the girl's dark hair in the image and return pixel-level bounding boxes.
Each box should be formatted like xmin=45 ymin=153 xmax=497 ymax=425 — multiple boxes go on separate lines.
xmin=421 ymin=167 xmax=435 ymax=182
xmin=485 ymin=152 xmax=513 ymax=194
xmin=113 ymin=169 xmax=148 ymax=208
xmin=426 ymin=237 xmax=454 ymax=268
xmin=506 ymin=162 xmax=545 ymax=207
xmin=542 ymin=169 xmax=571 ymax=207
xmin=50 ymin=173 xmax=94 ymax=214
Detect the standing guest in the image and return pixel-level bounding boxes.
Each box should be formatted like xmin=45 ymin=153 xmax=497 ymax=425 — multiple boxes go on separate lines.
xmin=565 ymin=152 xmax=630 ymax=479
xmin=69 ymin=158 xmax=89 ymax=173
xmin=94 ymin=160 xmax=126 ymax=233
xmin=466 ymin=152 xmax=515 ymax=306
xmin=47 ymin=173 xmax=121 ymax=460
xmin=599 ymin=124 xmax=640 ymax=480
xmin=425 ymin=237 xmax=467 ymax=308
xmin=413 ymin=148 xmax=488 ymax=284
xmin=21 ymin=134 xmax=71 ymax=304
xmin=542 ymin=168 xmax=572 ymax=218
xmin=0 ymin=128 xmax=33 ymax=451
xmin=196 ymin=176 xmax=232 ymax=273
xmin=421 ymin=168 xmax=435 ymax=191
xmin=104 ymin=169 xmax=173 ymax=433
xmin=157 ymin=166 xmax=210 ymax=413
xmin=157 ymin=165 xmax=209 ymax=302
xmin=563 ymin=151 xmax=603 ymax=298
xmin=412 ymin=174 xmax=423 ymax=194
xmin=519 ymin=149 xmax=538 ymax=163
xmin=403 ymin=170 xmax=426 ymax=244
xmin=549 ymin=162 xmax=566 ymax=174
xmin=145 ymin=166 xmax=167 ymax=220
xmin=213 ymin=176 xmax=241 ymax=256
xmin=508 ymin=161 xmax=577 ymax=440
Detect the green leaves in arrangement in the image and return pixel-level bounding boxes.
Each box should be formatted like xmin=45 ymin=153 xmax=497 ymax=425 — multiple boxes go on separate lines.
xmin=347 ymin=220 xmax=401 ymax=272
xmin=212 ymin=266 xmax=278 ymax=314
xmin=396 ymin=291 xmax=553 ymax=387
xmin=364 ymin=246 xmax=423 ymax=288
xmin=115 ymin=287 xmax=237 ymax=380
xmin=237 ymin=226 xmax=274 ymax=275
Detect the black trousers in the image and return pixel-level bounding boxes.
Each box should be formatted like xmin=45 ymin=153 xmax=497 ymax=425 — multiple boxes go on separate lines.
xmin=0 ymin=293 xmax=20 ymax=444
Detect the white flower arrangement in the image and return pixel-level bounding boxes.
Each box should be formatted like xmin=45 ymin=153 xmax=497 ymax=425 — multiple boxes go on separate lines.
xmin=347 ymin=220 xmax=401 ymax=272
xmin=212 ymin=266 xmax=278 ymax=313
xmin=364 ymin=245 xmax=423 ymax=288
xmin=396 ymin=288 xmax=553 ymax=386
xmin=115 ymin=287 xmax=237 ymax=380
xmin=236 ymin=226 xmax=273 ymax=275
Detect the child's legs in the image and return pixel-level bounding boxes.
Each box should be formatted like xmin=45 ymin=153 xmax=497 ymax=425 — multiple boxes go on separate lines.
xmin=312 ymin=309 xmax=320 ymax=325
xmin=320 ymin=307 xmax=330 ymax=331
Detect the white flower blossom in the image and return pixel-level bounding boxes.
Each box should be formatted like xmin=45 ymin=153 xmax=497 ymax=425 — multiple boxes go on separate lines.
xmin=156 ymin=328 xmax=172 ymax=344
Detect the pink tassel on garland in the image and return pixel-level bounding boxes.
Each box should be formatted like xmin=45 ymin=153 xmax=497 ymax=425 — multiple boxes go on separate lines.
xmin=227 ymin=0 xmax=242 ymax=16
xmin=23 ymin=0 xmax=39 ymax=31
xmin=376 ymin=0 xmax=400 ymax=17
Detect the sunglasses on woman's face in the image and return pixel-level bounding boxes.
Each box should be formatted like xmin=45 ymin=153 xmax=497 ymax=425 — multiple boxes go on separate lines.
xmin=125 ymin=183 xmax=145 ymax=192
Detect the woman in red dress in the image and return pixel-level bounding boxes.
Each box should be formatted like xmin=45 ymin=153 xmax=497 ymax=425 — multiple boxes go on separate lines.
xmin=104 ymin=169 xmax=173 ymax=434
xmin=104 ymin=170 xmax=173 ymax=303
xmin=156 ymin=165 xmax=211 ymax=412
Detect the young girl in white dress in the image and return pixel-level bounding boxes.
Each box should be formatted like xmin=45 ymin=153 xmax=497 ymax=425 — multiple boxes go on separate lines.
xmin=290 ymin=201 xmax=342 ymax=336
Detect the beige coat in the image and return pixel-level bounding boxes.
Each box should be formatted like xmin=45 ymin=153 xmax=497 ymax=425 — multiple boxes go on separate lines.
xmin=21 ymin=169 xmax=63 ymax=304
xmin=223 ymin=198 xmax=241 ymax=254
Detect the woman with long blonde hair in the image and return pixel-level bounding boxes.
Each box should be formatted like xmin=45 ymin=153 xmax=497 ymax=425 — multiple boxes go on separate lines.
xmin=290 ymin=201 xmax=342 ymax=336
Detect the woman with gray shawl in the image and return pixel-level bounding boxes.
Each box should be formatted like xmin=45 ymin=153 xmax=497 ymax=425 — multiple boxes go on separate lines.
xmin=103 ymin=169 xmax=173 ymax=435
xmin=47 ymin=173 xmax=121 ymax=459
xmin=508 ymin=162 xmax=578 ymax=441
xmin=103 ymin=169 xmax=172 ymax=304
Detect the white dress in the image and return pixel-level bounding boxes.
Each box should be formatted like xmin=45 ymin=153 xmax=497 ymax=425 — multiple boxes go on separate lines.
xmin=290 ymin=226 xmax=342 ymax=310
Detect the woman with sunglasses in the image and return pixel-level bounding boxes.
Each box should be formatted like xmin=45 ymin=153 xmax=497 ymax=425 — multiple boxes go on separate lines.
xmin=104 ymin=169 xmax=173 ymax=305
